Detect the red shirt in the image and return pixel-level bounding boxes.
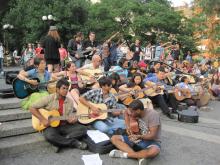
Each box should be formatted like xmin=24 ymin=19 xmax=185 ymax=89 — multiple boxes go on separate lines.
xmin=58 ymin=98 xmax=64 ymax=115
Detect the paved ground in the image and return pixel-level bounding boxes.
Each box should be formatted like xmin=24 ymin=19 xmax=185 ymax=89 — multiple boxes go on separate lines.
xmin=1 ymin=66 xmax=220 ymax=165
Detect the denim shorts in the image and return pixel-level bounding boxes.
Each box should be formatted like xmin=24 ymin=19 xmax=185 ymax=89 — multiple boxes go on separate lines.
xmin=122 ymin=135 xmax=161 ymax=151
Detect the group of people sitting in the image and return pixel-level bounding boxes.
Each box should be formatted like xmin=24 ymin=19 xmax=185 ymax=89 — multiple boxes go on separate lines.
xmin=16 ymin=50 xmax=218 ymax=164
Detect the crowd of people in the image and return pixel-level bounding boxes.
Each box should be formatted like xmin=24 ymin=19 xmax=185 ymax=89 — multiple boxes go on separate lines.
xmin=13 ymin=26 xmax=220 ymax=165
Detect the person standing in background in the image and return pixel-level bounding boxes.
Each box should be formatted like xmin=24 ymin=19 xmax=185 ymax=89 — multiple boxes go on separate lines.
xmin=59 ymin=43 xmax=68 ymax=70
xmin=42 ymin=26 xmax=61 ymax=73
xmin=0 ymin=42 xmax=4 ymax=74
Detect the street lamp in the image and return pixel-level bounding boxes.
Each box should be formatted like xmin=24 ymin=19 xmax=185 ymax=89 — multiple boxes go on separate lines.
xmin=42 ymin=14 xmax=56 ymax=25
xmin=2 ymin=23 xmax=14 ymax=51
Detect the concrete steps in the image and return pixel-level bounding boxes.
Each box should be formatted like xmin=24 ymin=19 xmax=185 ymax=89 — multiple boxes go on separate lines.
xmin=0 ymin=98 xmax=21 ymax=110
xmin=0 ymin=102 xmax=47 ymax=156
xmin=0 ymin=133 xmax=50 ymax=157
xmin=0 ymin=119 xmax=36 ymax=138
xmin=0 ymin=108 xmax=31 ymax=122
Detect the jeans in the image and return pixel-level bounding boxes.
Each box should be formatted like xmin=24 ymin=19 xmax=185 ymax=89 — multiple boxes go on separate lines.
xmin=93 ymin=117 xmax=125 ymax=135
xmin=122 ymin=135 xmax=161 ymax=151
xmin=75 ymin=59 xmax=83 ymax=68
xmin=43 ymin=123 xmax=87 ymax=147
xmin=0 ymin=58 xmax=3 ymax=72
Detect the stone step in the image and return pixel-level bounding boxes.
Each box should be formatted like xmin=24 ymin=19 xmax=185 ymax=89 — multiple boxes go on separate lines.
xmin=0 ymin=109 xmax=31 ymax=122
xmin=0 ymin=119 xmax=36 ymax=138
xmin=0 ymin=133 xmax=50 ymax=157
xmin=0 ymin=98 xmax=21 ymax=110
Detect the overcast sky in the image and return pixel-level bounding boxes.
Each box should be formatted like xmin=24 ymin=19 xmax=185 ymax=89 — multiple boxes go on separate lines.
xmin=170 ymin=0 xmax=193 ymax=7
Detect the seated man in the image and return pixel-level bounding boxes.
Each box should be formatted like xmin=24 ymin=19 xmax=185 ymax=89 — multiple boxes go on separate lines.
xmin=143 ymin=68 xmax=176 ymax=119
xmin=29 ymin=78 xmax=87 ymax=152
xmin=109 ymin=99 xmax=161 ymax=165
xmin=79 ymin=76 xmax=125 ymax=135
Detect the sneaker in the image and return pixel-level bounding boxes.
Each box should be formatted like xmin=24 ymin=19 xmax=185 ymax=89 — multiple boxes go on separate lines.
xmin=138 ymin=158 xmax=149 ymax=165
xmin=75 ymin=141 xmax=87 ymax=150
xmin=109 ymin=149 xmax=126 ymax=158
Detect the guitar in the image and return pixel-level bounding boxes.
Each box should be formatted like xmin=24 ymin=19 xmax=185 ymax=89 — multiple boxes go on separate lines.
xmin=13 ymin=78 xmax=56 ymax=99
xmin=144 ymin=83 xmax=165 ymax=97
xmin=77 ymin=101 xmax=124 ymax=124
xmin=69 ymin=48 xmax=94 ymax=62
xmin=32 ymin=109 xmax=88 ymax=131
xmin=118 ymin=85 xmax=145 ymax=105
xmin=174 ymin=88 xmax=192 ymax=101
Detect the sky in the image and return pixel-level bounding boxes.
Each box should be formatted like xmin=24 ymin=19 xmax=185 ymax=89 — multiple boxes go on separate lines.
xmin=170 ymin=0 xmax=194 ymax=7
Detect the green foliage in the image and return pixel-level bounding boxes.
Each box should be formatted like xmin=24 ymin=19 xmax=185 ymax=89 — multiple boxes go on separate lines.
xmin=0 ymin=0 xmax=197 ymax=53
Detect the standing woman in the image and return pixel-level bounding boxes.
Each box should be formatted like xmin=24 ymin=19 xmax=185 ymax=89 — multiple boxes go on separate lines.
xmin=42 ymin=26 xmax=61 ymax=73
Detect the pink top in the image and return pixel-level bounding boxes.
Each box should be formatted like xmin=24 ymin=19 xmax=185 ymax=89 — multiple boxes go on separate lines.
xmin=59 ymin=48 xmax=68 ymax=60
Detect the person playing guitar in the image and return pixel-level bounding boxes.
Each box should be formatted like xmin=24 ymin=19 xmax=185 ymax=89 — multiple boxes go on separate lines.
xmin=109 ymin=99 xmax=161 ymax=165
xmin=52 ymin=61 xmax=85 ymax=109
xmin=67 ymin=32 xmax=84 ymax=68
xmin=29 ymin=78 xmax=87 ymax=152
xmin=143 ymin=67 xmax=176 ymax=119
xmin=79 ymin=76 xmax=126 ymax=135
xmin=77 ymin=54 xmax=103 ymax=90
xmin=119 ymin=73 xmax=145 ymax=106
xmin=175 ymin=76 xmax=196 ymax=106
xmin=17 ymin=58 xmax=52 ymax=110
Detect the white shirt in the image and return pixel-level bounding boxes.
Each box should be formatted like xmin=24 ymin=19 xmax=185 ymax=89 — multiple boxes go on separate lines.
xmin=0 ymin=46 xmax=4 ymax=58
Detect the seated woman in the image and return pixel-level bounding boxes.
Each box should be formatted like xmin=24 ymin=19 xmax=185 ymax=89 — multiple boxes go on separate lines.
xmin=119 ymin=73 xmax=153 ymax=109
xmin=52 ymin=62 xmax=84 ymax=109
xmin=17 ymin=58 xmax=51 ymax=110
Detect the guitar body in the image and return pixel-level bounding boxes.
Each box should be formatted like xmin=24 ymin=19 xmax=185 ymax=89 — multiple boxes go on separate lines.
xmin=174 ymin=88 xmax=191 ymax=101
xmin=32 ymin=109 xmax=60 ymax=131
xmin=77 ymin=102 xmax=108 ymax=124
xmin=110 ymin=88 xmax=118 ymax=101
xmin=118 ymin=86 xmax=144 ymax=106
xmin=13 ymin=77 xmax=40 ymax=99
xmin=129 ymin=117 xmax=139 ymax=134
xmin=144 ymin=84 xmax=164 ymax=97
xmin=80 ymin=69 xmax=103 ymax=85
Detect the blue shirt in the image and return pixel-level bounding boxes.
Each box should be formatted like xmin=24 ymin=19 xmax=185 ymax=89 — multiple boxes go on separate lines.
xmin=27 ymin=69 xmax=51 ymax=90
xmin=175 ymin=82 xmax=194 ymax=93
xmin=143 ymin=74 xmax=159 ymax=83
xmin=110 ymin=66 xmax=128 ymax=78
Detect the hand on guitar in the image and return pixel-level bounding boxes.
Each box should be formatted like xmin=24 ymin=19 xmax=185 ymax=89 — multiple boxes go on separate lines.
xmin=126 ymin=127 xmax=132 ymax=135
xmin=40 ymin=118 xmax=50 ymax=127
xmin=28 ymin=79 xmax=39 ymax=86
xmin=129 ymin=134 xmax=141 ymax=142
xmin=67 ymin=115 xmax=77 ymax=124
xmin=90 ymin=105 xmax=100 ymax=115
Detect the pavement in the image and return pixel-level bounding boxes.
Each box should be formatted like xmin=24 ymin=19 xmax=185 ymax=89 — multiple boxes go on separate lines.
xmin=0 ymin=66 xmax=220 ymax=165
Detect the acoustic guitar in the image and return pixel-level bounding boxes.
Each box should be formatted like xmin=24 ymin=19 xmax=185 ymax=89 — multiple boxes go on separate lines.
xmin=118 ymin=85 xmax=145 ymax=105
xmin=77 ymin=101 xmax=124 ymax=124
xmin=13 ymin=78 xmax=56 ymax=99
xmin=144 ymin=83 xmax=165 ymax=97
xmin=32 ymin=109 xmax=88 ymax=132
xmin=174 ymin=88 xmax=192 ymax=101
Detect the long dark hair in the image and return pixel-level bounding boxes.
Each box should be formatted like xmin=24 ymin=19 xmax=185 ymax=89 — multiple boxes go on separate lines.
xmin=127 ymin=72 xmax=144 ymax=88
xmin=211 ymin=73 xmax=220 ymax=85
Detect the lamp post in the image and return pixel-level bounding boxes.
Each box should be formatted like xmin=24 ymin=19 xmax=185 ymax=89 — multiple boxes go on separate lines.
xmin=2 ymin=24 xmax=14 ymax=51
xmin=42 ymin=14 xmax=56 ymax=26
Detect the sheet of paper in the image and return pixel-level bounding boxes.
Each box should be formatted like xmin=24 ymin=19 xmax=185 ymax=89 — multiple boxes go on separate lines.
xmin=82 ymin=154 xmax=102 ymax=165
xmin=87 ymin=130 xmax=110 ymax=143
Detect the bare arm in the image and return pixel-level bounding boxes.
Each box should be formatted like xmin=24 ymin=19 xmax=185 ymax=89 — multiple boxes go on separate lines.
xmin=139 ymin=126 xmax=159 ymax=140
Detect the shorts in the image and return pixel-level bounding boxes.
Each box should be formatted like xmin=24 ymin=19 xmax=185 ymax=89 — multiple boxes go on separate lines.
xmin=46 ymin=59 xmax=60 ymax=65
xmin=122 ymin=135 xmax=161 ymax=151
